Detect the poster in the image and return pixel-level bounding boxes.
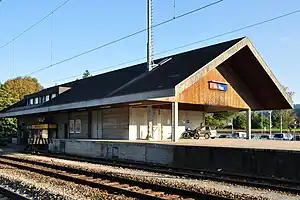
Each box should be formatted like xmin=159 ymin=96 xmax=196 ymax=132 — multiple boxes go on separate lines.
xmin=69 ymin=120 xmax=74 ymax=133
xmin=75 ymin=119 xmax=81 ymax=133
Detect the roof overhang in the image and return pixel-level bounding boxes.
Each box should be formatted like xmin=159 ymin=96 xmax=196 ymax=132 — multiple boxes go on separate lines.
xmin=0 ymin=37 xmax=293 ymax=117
xmin=175 ymin=37 xmax=293 ymax=110
xmin=0 ymin=89 xmax=174 ymax=118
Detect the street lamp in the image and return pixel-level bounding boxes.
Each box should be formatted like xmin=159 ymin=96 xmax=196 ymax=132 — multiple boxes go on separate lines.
xmin=269 ymin=110 xmax=272 ymax=135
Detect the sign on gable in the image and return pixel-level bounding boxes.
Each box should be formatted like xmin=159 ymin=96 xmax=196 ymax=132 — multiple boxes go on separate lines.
xmin=208 ymin=81 xmax=228 ymax=91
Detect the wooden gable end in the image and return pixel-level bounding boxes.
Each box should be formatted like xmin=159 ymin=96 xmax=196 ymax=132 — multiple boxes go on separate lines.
xmin=176 ymin=68 xmax=249 ymax=109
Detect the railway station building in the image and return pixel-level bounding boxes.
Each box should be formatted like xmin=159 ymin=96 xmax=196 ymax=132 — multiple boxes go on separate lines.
xmin=0 ymin=37 xmax=293 ymax=143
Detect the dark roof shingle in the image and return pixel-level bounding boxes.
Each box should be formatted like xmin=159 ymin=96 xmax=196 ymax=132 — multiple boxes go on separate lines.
xmin=1 ymin=37 xmax=243 ymax=112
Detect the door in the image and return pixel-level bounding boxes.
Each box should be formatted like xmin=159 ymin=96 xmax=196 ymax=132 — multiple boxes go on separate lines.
xmin=64 ymin=123 xmax=68 ymax=139
xmin=152 ymin=108 xmax=161 ymax=140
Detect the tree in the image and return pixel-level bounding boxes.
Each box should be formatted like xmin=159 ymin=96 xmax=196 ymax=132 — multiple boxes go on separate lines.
xmin=205 ymin=113 xmax=221 ymax=128
xmin=2 ymin=76 xmax=43 ymax=102
xmin=205 ymin=111 xmax=235 ymax=129
xmin=294 ymin=104 xmax=300 ymax=118
xmin=82 ymin=70 xmax=91 ymax=79
xmin=233 ymin=113 xmax=246 ymax=129
xmin=271 ymin=86 xmax=296 ymax=129
xmin=251 ymin=112 xmax=269 ymax=129
xmin=0 ymin=77 xmax=42 ymax=137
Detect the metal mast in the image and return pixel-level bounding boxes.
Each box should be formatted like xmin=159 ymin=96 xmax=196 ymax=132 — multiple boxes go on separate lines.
xmin=147 ymin=0 xmax=154 ymax=71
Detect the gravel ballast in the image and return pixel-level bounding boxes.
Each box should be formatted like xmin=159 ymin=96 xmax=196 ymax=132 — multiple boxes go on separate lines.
xmin=3 ymin=152 xmax=300 ymax=200
xmin=0 ymin=163 xmax=132 ymax=200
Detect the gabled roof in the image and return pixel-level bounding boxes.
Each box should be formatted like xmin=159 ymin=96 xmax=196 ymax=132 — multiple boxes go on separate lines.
xmin=0 ymin=37 xmax=293 ymax=117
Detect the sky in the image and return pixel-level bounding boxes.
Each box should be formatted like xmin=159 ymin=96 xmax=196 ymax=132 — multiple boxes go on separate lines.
xmin=0 ymin=0 xmax=299 ymax=103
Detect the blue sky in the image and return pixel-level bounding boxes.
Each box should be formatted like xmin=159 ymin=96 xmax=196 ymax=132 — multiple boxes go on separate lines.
xmin=0 ymin=0 xmax=300 ymax=103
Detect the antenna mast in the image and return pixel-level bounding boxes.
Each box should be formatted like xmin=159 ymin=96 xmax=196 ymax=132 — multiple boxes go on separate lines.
xmin=147 ymin=0 xmax=154 ymax=71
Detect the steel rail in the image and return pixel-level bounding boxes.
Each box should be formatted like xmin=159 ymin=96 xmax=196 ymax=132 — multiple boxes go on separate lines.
xmin=0 ymin=185 xmax=31 ymax=200
xmin=21 ymin=151 xmax=300 ymax=195
xmin=0 ymin=155 xmax=227 ymax=200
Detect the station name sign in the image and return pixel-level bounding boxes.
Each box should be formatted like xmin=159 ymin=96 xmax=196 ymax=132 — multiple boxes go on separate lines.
xmin=28 ymin=124 xmax=57 ymax=130
xmin=208 ymin=81 xmax=228 ymax=91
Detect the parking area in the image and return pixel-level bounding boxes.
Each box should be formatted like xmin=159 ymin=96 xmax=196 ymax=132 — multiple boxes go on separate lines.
xmin=217 ymin=132 xmax=300 ymax=140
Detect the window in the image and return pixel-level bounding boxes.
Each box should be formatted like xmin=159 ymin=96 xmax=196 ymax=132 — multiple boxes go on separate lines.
xmin=51 ymin=93 xmax=57 ymax=99
xmin=34 ymin=97 xmax=39 ymax=105
xmin=45 ymin=95 xmax=50 ymax=102
xmin=30 ymin=99 xmax=34 ymax=105
xmin=75 ymin=119 xmax=81 ymax=133
xmin=69 ymin=120 xmax=75 ymax=133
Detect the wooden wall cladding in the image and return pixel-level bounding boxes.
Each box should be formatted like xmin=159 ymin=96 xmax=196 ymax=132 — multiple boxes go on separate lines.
xmin=177 ymin=68 xmax=249 ymax=109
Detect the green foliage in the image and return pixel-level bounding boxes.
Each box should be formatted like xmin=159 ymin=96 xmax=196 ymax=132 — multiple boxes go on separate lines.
xmin=0 ymin=118 xmax=17 ymax=137
xmin=205 ymin=114 xmax=221 ymax=128
xmin=251 ymin=112 xmax=269 ymax=129
xmin=270 ymin=87 xmax=296 ymax=129
xmin=82 ymin=70 xmax=91 ymax=79
xmin=203 ymin=86 xmax=297 ymax=130
xmin=205 ymin=112 xmax=235 ymax=129
xmin=0 ymin=77 xmax=42 ymax=137
xmin=295 ymin=104 xmax=300 ymax=118
xmin=213 ymin=112 xmax=234 ymax=121
xmin=2 ymin=76 xmax=43 ymax=101
xmin=233 ymin=113 xmax=246 ymax=129
xmin=272 ymin=110 xmax=295 ymax=129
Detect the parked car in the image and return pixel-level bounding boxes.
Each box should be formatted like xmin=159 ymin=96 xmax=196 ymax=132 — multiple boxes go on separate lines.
xmin=260 ymin=134 xmax=271 ymax=140
xmin=294 ymin=135 xmax=300 ymax=141
xmin=218 ymin=134 xmax=228 ymax=138
xmin=251 ymin=134 xmax=260 ymax=140
xmin=232 ymin=132 xmax=246 ymax=139
xmin=272 ymin=133 xmax=293 ymax=141
xmin=200 ymin=126 xmax=217 ymax=139
xmin=182 ymin=126 xmax=217 ymax=139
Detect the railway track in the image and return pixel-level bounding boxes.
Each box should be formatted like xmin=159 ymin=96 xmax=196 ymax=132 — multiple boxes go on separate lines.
xmin=0 ymin=185 xmax=30 ymax=200
xmin=22 ymin=152 xmax=300 ymax=195
xmin=0 ymin=155 xmax=227 ymax=200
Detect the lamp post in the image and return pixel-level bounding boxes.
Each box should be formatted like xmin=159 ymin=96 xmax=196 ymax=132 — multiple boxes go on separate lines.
xmin=269 ymin=110 xmax=272 ymax=135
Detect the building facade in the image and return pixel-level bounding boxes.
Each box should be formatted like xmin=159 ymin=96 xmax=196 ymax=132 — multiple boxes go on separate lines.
xmin=0 ymin=37 xmax=293 ymax=143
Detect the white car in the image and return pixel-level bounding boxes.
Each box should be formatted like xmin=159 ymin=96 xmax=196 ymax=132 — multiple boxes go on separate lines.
xmin=232 ymin=132 xmax=247 ymax=139
xmin=272 ymin=133 xmax=293 ymax=140
xmin=199 ymin=126 xmax=217 ymax=139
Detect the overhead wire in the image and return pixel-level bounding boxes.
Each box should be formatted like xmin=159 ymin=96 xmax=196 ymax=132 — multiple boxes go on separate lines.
xmin=50 ymin=12 xmax=54 ymax=65
xmin=0 ymin=0 xmax=72 ymax=49
xmin=52 ymin=8 xmax=300 ymax=84
xmin=25 ymin=0 xmax=224 ymax=76
xmin=12 ymin=40 xmax=15 ymax=77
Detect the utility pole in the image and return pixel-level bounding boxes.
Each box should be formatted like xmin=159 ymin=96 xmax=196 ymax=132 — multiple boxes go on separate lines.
xmin=280 ymin=111 xmax=283 ymax=133
xmin=147 ymin=0 xmax=154 ymax=71
xmin=146 ymin=0 xmax=154 ymax=140
xmin=269 ymin=110 xmax=272 ymax=135
xmin=261 ymin=111 xmax=263 ymax=134
xmin=231 ymin=118 xmax=233 ymax=134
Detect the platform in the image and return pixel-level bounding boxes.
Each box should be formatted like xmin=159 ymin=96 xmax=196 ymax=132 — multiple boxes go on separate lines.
xmin=47 ymin=138 xmax=300 ymax=182
xmin=52 ymin=138 xmax=300 ymax=151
